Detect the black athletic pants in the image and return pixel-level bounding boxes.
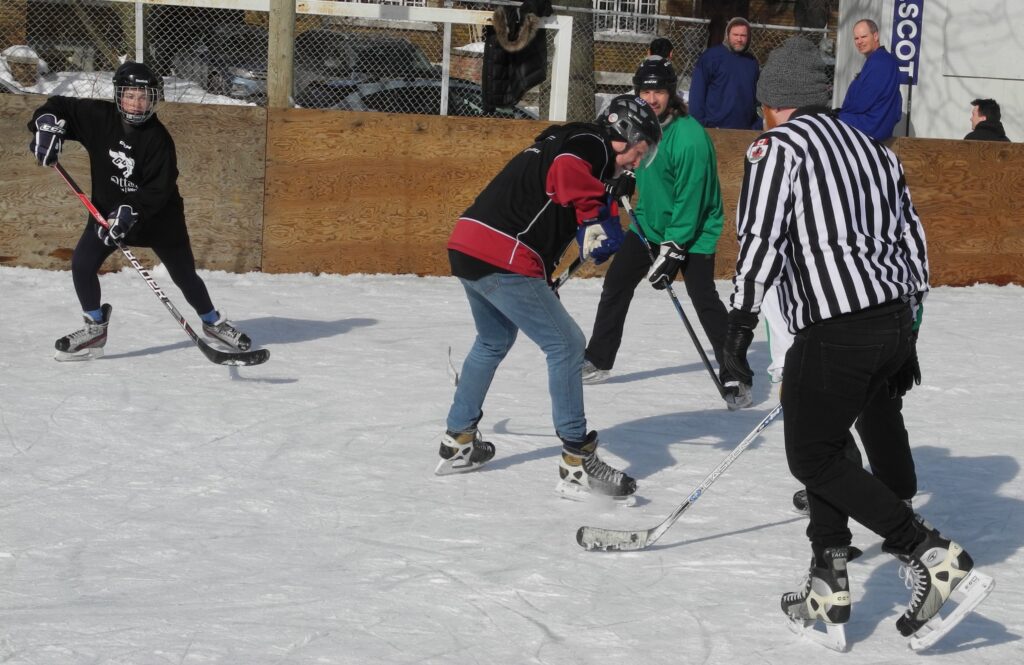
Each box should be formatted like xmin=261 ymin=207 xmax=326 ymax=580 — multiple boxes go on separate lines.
xmin=585 ymin=231 xmax=728 ymax=373
xmin=71 ymin=224 xmax=215 ymax=316
xmin=782 ymin=300 xmax=920 ymax=558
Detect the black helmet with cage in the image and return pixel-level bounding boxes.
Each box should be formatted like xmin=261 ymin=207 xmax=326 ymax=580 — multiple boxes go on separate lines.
xmin=632 ymin=56 xmax=677 ymax=97
xmin=596 ymin=94 xmax=662 ymax=167
xmin=112 ymin=61 xmax=161 ymax=125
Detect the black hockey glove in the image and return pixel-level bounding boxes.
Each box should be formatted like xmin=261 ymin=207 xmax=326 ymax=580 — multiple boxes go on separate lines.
xmin=604 ymin=171 xmax=636 ymax=202
xmin=97 ymin=204 xmax=139 ymax=247
xmin=30 ymin=113 xmax=66 ymax=166
xmin=722 ymin=309 xmax=759 ymax=384
xmin=648 ymin=241 xmax=687 ymax=290
xmin=889 ymin=331 xmax=922 ymax=398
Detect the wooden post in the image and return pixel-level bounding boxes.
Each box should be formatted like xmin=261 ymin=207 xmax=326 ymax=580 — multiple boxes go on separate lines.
xmin=267 ymin=0 xmax=296 ymax=108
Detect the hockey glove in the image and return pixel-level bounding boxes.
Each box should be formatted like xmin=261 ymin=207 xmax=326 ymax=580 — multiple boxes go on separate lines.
xmin=722 ymin=309 xmax=758 ymax=384
xmin=603 ymin=171 xmax=636 ymax=202
xmin=30 ymin=113 xmax=66 ymax=166
xmin=577 ymin=203 xmax=624 ymax=265
xmin=648 ymin=241 xmax=687 ymax=290
xmin=97 ymin=204 xmax=139 ymax=247
xmin=889 ymin=331 xmax=922 ymax=398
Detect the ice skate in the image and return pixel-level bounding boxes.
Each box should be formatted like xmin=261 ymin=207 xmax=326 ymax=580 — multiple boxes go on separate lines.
xmin=885 ymin=517 xmax=994 ymax=651
xmin=557 ymin=431 xmax=637 ymax=505
xmin=581 ymin=360 xmax=610 ymax=385
xmin=434 ymin=429 xmax=496 ymax=476
xmin=723 ymin=379 xmax=753 ymax=410
xmin=782 ymin=547 xmax=851 ymax=652
xmin=54 ymin=304 xmax=111 ymax=361
xmin=203 ymin=312 xmax=252 ymax=351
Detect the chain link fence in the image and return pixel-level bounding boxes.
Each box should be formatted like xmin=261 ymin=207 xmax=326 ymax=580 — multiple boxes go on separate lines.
xmin=1 ymin=1 xmax=833 ymax=122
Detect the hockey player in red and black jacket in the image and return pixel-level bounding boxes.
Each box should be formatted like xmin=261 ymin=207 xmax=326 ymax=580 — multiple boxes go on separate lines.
xmin=29 ymin=62 xmax=253 ymax=361
xmin=437 ymin=95 xmax=661 ymax=503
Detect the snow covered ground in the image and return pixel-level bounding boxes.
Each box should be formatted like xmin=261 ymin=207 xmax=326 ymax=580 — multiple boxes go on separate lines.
xmin=1 ymin=265 xmax=1021 ymax=664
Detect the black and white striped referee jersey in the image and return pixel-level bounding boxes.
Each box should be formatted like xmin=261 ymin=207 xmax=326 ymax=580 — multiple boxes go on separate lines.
xmin=730 ymin=110 xmax=929 ymax=333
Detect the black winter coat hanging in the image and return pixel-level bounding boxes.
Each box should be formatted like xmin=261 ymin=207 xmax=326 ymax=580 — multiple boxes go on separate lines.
xmin=481 ymin=1 xmax=551 ymax=113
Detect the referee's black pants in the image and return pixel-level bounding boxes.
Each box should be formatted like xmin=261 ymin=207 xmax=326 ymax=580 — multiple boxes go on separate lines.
xmin=782 ymin=300 xmax=921 ymax=559
xmin=585 ymin=231 xmax=728 ymax=373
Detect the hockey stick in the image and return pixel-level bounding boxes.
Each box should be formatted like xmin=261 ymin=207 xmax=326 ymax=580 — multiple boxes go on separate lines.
xmin=552 ymin=256 xmax=585 ymax=293
xmin=576 ymin=402 xmax=782 ymax=551
xmin=619 ymin=196 xmax=726 ymax=398
xmin=53 ymin=162 xmax=269 ymax=366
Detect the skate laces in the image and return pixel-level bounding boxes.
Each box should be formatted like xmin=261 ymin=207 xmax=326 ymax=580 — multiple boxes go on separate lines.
xmin=899 ymin=559 xmax=929 ymax=612
xmin=65 ymin=320 xmax=105 ymax=344
xmin=582 ymin=451 xmax=626 ymax=485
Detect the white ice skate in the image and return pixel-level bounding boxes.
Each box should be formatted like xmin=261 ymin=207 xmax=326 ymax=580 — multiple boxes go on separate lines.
xmin=889 ymin=519 xmax=995 ymax=651
xmin=54 ymin=304 xmax=111 ymax=362
xmin=203 ymin=312 xmax=252 ymax=351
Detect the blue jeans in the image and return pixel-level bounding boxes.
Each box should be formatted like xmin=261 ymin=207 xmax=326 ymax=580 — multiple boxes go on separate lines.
xmin=447 ymin=273 xmax=588 ymax=442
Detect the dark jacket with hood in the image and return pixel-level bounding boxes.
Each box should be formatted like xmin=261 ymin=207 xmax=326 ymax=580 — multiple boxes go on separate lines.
xmin=481 ymin=0 xmax=551 ymax=112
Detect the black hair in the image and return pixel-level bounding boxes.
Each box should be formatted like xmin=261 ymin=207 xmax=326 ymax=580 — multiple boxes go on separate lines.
xmin=971 ymin=98 xmax=1001 ymax=123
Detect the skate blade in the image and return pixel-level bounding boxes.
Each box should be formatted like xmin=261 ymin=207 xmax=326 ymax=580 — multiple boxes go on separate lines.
xmin=555 ymin=481 xmax=637 ymax=507
xmin=787 ymin=616 xmax=848 ymax=652
xmin=434 ymin=457 xmax=487 ymax=476
xmin=54 ymin=347 xmax=105 ymax=362
xmin=908 ymin=569 xmax=995 ymax=651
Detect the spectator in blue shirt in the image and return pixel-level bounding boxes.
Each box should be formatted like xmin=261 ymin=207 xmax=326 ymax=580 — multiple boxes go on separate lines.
xmin=688 ymin=17 xmax=761 ymax=130
xmin=838 ymin=19 xmax=902 ymax=140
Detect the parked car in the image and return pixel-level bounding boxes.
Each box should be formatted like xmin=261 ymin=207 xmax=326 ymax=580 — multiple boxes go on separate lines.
xmin=171 ymin=23 xmax=270 ymax=102
xmin=293 ymin=28 xmax=439 ymax=93
xmin=294 ymin=78 xmax=538 ymax=120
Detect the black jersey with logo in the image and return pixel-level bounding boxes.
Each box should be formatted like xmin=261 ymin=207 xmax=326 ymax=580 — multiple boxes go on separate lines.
xmin=31 ymin=96 xmax=187 ymax=247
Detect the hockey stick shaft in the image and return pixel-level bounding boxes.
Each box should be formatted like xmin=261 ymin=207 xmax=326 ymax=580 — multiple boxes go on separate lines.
xmin=619 ymin=196 xmax=726 ymax=397
xmin=552 ymin=256 xmax=585 ymax=293
xmin=576 ymin=402 xmax=783 ymax=551
xmin=52 ymin=162 xmax=269 ymax=366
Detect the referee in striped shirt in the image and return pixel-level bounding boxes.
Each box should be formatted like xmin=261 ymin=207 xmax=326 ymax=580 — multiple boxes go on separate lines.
xmin=721 ymin=37 xmax=985 ymax=641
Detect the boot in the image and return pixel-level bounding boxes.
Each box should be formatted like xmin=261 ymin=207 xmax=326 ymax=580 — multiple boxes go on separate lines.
xmin=557 ymin=431 xmax=636 ymax=498
xmin=434 ymin=429 xmax=495 ymax=476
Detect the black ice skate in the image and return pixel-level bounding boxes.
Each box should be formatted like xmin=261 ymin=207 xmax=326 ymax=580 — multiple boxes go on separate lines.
xmin=782 ymin=547 xmax=852 ymax=652
xmin=434 ymin=429 xmax=496 ymax=476
xmin=557 ymin=431 xmax=637 ymax=504
xmin=885 ymin=516 xmax=994 ymax=651
xmin=54 ymin=304 xmax=112 ymax=362
xmin=203 ymin=313 xmax=252 ymax=351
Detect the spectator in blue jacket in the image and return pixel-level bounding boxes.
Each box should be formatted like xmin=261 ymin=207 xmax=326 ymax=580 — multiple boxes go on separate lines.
xmin=838 ymin=19 xmax=902 ymax=140
xmin=688 ymin=17 xmax=761 ymax=130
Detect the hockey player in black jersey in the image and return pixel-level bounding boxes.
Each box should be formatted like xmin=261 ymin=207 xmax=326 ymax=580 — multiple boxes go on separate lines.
xmin=29 ymin=62 xmax=253 ymax=361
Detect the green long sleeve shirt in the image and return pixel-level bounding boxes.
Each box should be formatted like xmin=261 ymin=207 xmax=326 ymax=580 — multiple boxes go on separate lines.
xmin=634 ymin=113 xmax=725 ymax=255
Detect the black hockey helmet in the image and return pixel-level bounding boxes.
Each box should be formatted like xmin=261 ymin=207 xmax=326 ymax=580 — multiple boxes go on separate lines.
xmin=112 ymin=61 xmax=161 ymax=125
xmin=632 ymin=56 xmax=677 ymax=96
xmin=596 ymin=94 xmax=662 ymax=167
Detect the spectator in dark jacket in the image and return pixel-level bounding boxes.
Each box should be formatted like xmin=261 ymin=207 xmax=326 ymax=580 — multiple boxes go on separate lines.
xmin=964 ymin=98 xmax=1011 ymax=142
xmin=688 ymin=17 xmax=761 ymax=130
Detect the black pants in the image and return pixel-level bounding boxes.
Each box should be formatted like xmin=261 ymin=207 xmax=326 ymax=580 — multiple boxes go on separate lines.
xmin=783 ymin=300 xmax=919 ymax=556
xmin=71 ymin=224 xmax=215 ymax=316
xmin=585 ymin=231 xmax=728 ymax=372
xmin=832 ymin=385 xmax=918 ymax=495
